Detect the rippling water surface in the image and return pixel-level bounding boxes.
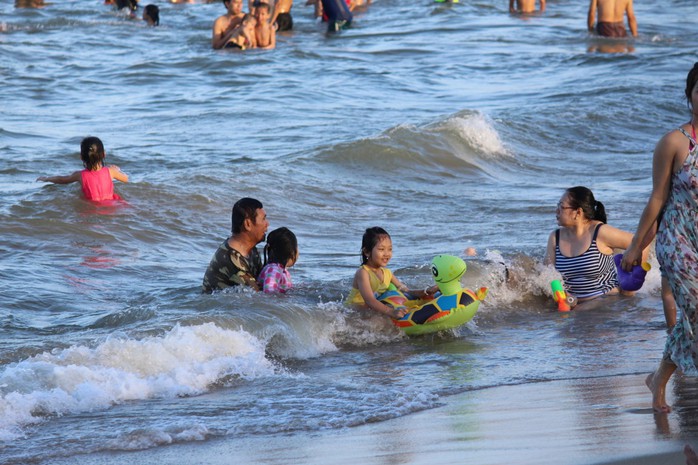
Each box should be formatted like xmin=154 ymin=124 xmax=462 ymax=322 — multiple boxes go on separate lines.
xmin=1 ymin=0 xmax=697 ymax=463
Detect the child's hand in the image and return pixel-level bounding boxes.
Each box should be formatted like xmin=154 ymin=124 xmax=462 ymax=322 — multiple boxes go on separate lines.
xmin=424 ymin=285 xmax=439 ymax=296
xmin=391 ymin=307 xmax=407 ymax=319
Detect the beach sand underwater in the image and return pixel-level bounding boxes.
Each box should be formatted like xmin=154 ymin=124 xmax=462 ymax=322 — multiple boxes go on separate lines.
xmin=3 ymin=0 xmax=698 ymax=464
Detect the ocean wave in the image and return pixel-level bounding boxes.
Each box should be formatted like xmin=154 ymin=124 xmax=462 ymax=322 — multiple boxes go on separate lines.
xmin=0 ymin=323 xmax=280 ymax=441
xmin=309 ymin=110 xmax=520 ymax=180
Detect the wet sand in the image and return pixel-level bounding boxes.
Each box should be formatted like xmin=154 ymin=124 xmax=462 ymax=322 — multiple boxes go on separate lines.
xmin=46 ymin=373 xmax=694 ymax=465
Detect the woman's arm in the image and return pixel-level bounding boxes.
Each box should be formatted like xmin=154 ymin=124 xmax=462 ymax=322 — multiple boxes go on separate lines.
xmin=622 ymin=130 xmax=680 ymax=270
xmin=543 ymin=230 xmax=556 ymax=266
xmin=598 ymin=224 xmax=650 ymax=263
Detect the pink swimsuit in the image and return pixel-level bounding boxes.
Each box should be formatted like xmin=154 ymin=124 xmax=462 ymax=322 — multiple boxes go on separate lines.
xmin=81 ymin=167 xmax=121 ymax=201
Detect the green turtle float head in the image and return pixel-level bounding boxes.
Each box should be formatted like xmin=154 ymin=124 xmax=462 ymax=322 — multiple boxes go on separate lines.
xmin=431 ymin=254 xmax=466 ymax=295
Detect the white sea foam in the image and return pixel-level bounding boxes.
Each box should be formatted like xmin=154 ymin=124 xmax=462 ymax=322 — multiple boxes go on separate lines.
xmin=444 ymin=112 xmax=510 ymax=159
xmin=0 ymin=323 xmax=277 ymax=440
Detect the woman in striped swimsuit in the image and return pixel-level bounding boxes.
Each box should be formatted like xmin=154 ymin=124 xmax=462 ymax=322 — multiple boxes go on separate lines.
xmin=544 ymin=186 xmax=646 ymax=303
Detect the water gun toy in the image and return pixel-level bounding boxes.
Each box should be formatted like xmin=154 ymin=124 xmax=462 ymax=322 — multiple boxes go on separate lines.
xmin=613 ymin=254 xmax=650 ymax=292
xmin=551 ymin=279 xmax=577 ymax=312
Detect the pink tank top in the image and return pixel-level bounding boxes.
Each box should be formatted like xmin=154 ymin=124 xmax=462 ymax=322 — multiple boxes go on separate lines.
xmin=81 ymin=167 xmax=121 ymax=201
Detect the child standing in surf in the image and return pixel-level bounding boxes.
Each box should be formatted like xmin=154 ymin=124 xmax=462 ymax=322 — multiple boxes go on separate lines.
xmin=346 ymin=227 xmax=437 ymax=318
xmin=37 ymin=136 xmax=128 ymax=201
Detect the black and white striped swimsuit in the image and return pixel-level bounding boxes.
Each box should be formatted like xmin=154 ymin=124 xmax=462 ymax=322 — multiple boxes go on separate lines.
xmin=554 ymin=223 xmax=619 ymax=299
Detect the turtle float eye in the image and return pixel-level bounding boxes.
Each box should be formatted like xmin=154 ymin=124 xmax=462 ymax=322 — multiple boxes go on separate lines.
xmin=431 ymin=265 xmax=438 ymax=277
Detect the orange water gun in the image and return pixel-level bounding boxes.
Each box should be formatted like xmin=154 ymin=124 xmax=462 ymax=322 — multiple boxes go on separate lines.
xmin=551 ymin=280 xmax=576 ymax=312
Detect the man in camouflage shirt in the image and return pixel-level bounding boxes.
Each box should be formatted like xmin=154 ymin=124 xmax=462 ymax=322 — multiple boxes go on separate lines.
xmin=202 ymin=198 xmax=269 ymax=293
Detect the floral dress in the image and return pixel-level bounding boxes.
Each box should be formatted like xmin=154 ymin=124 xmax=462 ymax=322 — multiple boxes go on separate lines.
xmin=656 ymin=127 xmax=698 ymax=375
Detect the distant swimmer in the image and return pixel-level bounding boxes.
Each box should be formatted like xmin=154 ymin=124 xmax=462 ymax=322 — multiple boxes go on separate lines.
xmin=320 ymin=0 xmax=352 ymax=32
xmin=224 ymin=14 xmax=257 ymax=50
xmin=254 ymin=2 xmax=276 ymax=49
xmin=509 ymin=0 xmax=544 ymax=14
xmin=272 ymin=0 xmax=293 ymax=31
xmin=36 ymin=136 xmax=129 ymax=202
xmin=15 ymin=0 xmax=46 ymax=7
xmin=142 ymin=4 xmax=159 ymax=26
xmin=212 ymin=0 xmax=246 ymax=49
xmin=587 ymin=0 xmax=637 ymax=38
xmin=106 ymin=0 xmax=139 ymax=18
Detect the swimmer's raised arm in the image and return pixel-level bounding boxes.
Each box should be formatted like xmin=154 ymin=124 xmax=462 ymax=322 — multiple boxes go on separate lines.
xmin=37 ymin=171 xmax=81 ymax=184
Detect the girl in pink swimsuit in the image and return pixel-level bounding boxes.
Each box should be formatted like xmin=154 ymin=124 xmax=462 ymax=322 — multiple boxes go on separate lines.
xmin=37 ymin=136 xmax=128 ymax=201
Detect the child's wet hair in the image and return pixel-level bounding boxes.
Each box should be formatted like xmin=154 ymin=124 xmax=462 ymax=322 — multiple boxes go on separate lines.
xmin=361 ymin=226 xmax=390 ymax=265
xmin=264 ymin=227 xmax=298 ymax=266
xmin=144 ymin=4 xmax=159 ymax=25
xmin=80 ymin=136 xmax=106 ymax=171
xmin=254 ymin=2 xmax=271 ymax=13
xmin=115 ymin=0 xmax=138 ymax=11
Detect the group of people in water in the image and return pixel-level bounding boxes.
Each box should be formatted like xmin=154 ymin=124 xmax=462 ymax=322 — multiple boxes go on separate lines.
xmin=196 ymin=62 xmax=697 ymax=416
xmin=34 ymin=62 xmax=698 ymax=417
xmin=15 ymin=0 xmax=637 ymax=49
xmin=106 ymin=0 xmax=161 ymax=25
xmin=509 ymin=0 xmax=636 ymax=38
xmin=211 ymin=0 xmax=365 ymax=50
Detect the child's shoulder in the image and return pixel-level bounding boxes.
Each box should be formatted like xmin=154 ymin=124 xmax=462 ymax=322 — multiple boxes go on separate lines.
xmin=261 ymin=262 xmax=284 ymax=274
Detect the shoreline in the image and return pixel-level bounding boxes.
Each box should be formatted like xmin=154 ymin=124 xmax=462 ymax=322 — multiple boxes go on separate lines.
xmin=43 ymin=373 xmax=693 ymax=465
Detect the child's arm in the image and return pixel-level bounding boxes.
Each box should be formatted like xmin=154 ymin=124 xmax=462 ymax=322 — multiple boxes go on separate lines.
xmin=108 ymin=165 xmax=129 ymax=183
xmin=355 ymin=268 xmax=407 ymax=318
xmin=36 ymin=171 xmax=81 ymax=184
xmin=246 ymin=30 xmax=257 ymax=49
xmin=390 ymin=275 xmax=437 ymax=299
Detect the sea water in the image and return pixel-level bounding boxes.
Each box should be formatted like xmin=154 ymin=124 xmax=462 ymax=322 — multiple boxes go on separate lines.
xmin=0 ymin=0 xmax=696 ymax=463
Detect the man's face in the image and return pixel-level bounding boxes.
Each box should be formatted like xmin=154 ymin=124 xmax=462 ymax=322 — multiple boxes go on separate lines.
xmin=249 ymin=208 xmax=269 ymax=244
xmin=227 ymin=0 xmax=243 ymax=14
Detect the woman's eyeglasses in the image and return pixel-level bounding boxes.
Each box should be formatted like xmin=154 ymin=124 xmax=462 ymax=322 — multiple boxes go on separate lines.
xmin=557 ymin=203 xmax=576 ymax=211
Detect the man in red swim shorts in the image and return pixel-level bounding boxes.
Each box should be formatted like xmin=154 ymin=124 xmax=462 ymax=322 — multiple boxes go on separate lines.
xmin=587 ymin=0 xmax=637 ymax=38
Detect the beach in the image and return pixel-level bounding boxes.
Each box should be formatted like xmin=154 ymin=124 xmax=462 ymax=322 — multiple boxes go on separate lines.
xmin=3 ymin=0 xmax=698 ymax=464
xmin=42 ymin=373 xmax=691 ymax=465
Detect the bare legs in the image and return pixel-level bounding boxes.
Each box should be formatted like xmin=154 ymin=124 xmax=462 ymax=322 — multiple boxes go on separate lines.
xmin=646 ymin=359 xmax=676 ymax=413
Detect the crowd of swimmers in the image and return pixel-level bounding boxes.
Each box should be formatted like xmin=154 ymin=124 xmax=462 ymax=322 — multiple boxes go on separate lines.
xmin=15 ymin=0 xmax=637 ymax=49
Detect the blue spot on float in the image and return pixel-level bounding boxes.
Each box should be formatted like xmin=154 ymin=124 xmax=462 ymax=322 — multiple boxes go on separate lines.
xmin=437 ymin=294 xmax=457 ymax=310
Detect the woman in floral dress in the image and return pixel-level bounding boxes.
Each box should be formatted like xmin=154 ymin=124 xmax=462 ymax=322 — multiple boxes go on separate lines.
xmin=623 ymin=62 xmax=698 ymax=413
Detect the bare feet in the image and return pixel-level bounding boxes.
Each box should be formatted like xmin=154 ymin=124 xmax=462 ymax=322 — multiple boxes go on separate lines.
xmin=685 ymin=444 xmax=698 ymax=465
xmin=646 ymin=372 xmax=671 ymax=413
